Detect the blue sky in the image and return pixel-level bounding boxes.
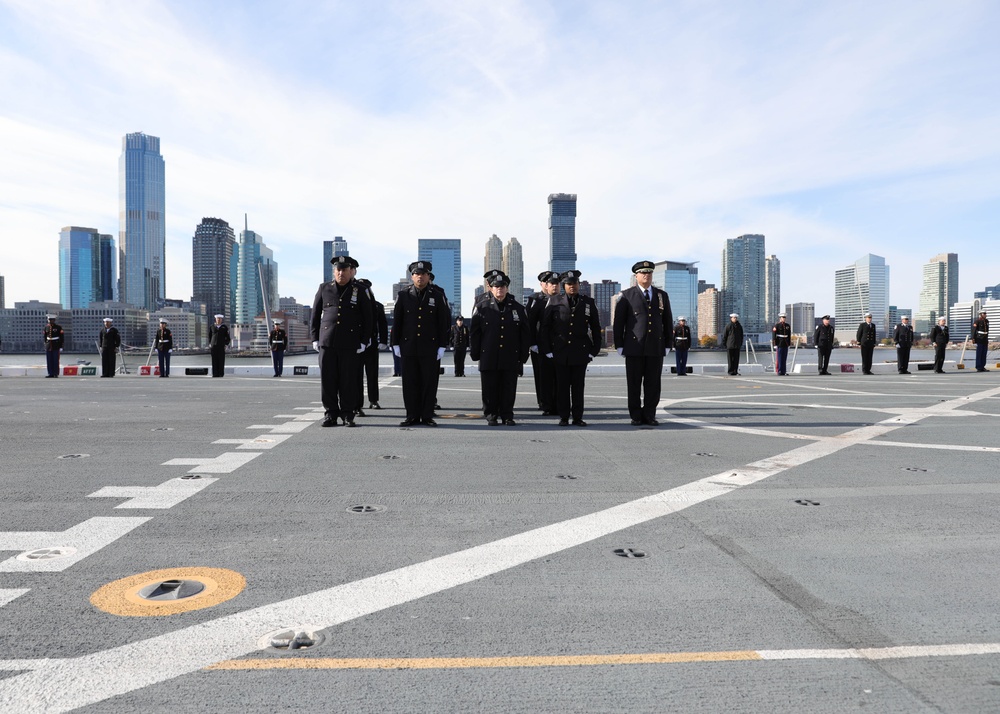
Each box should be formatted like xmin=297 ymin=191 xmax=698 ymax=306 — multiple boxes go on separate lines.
xmin=1 ymin=0 xmax=998 ymax=317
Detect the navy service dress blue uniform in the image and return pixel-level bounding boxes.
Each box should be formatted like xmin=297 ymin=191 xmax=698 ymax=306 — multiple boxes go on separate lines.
xmin=365 ymin=287 xmax=389 ymax=407
xmin=391 ymin=261 xmax=451 ymax=426
xmin=208 ymin=315 xmax=231 ymax=377
xmin=154 ymin=319 xmax=173 ymax=377
xmin=471 ymin=271 xmax=531 ymax=426
xmin=43 ymin=315 xmax=64 ymax=377
xmin=268 ymin=320 xmax=287 ymax=377
xmin=973 ymin=311 xmax=990 ymax=372
xmin=814 ymin=316 xmax=835 ymax=375
xmin=929 ymin=319 xmax=949 ymax=373
xmin=312 ymin=255 xmax=372 ymax=427
xmin=893 ymin=317 xmax=914 ymax=374
xmin=672 ymin=317 xmax=691 ymax=376
xmin=721 ymin=314 xmax=744 ymax=376
xmin=525 ymin=271 xmax=561 ymax=415
xmin=98 ymin=318 xmax=121 ymax=377
xmin=772 ymin=314 xmax=791 ymax=375
xmin=539 ymin=270 xmax=601 ymax=426
xmin=450 ymin=317 xmax=470 ymax=377
xmin=856 ymin=314 xmax=877 ymax=375
xmin=613 ymin=261 xmax=673 ymax=426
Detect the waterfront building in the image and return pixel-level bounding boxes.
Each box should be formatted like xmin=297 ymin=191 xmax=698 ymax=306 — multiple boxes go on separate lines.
xmin=418 ymin=238 xmax=461 ymax=318
xmin=484 ymin=234 xmax=503 ymax=276
xmin=118 ymin=132 xmax=165 ymax=310
xmin=58 ymin=227 xmax=115 ymax=309
xmin=697 ymin=287 xmax=721 ymax=343
xmin=234 ymin=223 xmax=278 ymax=324
xmin=914 ymin=253 xmax=959 ymax=334
xmin=833 ymin=254 xmax=890 ymax=343
xmin=503 ymin=237 xmax=524 ymax=303
xmin=592 ymin=279 xmax=621 ymax=328
xmin=548 ymin=193 xmax=577 ymax=274
xmin=192 ymin=217 xmax=235 ymax=323
xmin=765 ymin=255 xmax=781 ymax=326
xmin=785 ymin=302 xmax=816 ymax=345
xmin=652 ymin=260 xmax=698 ymax=336
xmin=0 ymin=301 xmax=69 ymax=352
xmin=721 ymin=234 xmax=766 ymax=335
xmin=323 ymin=237 xmax=349 ymax=283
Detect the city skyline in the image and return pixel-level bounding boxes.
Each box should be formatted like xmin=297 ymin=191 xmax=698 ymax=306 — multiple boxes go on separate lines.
xmin=1 ymin=3 xmax=998 ymax=318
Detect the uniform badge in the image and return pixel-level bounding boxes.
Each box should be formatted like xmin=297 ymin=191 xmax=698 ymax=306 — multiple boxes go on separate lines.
xmin=585 ymin=305 xmax=591 ymax=317
xmin=658 ymin=295 xmax=664 ymax=310
xmin=513 ymin=311 xmax=520 ymax=321
xmin=351 ymin=288 xmax=358 ymax=303
xmin=429 ymin=297 xmax=436 ymax=306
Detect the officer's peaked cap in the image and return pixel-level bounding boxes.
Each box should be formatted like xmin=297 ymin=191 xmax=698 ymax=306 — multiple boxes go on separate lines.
xmin=632 ymin=260 xmax=655 ymax=273
xmin=331 ymin=255 xmax=360 ymax=269
xmin=409 ymin=260 xmax=432 ymax=274
xmin=488 ymin=273 xmax=511 ymax=287
xmin=560 ymin=270 xmax=582 ymax=283
xmin=822 ymin=314 xmax=831 ymax=319
xmin=538 ymin=271 xmax=559 ymax=284
xmin=103 ymin=317 xmax=113 ymax=322
xmin=46 ymin=314 xmax=56 ymax=319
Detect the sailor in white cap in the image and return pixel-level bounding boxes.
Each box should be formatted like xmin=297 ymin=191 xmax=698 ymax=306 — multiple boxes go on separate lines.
xmin=772 ymin=312 xmax=792 ymax=375
xmin=44 ymin=314 xmax=65 ymax=377
xmin=893 ymin=314 xmax=914 ymax=374
xmin=856 ymin=312 xmax=877 ymax=375
xmin=930 ymin=316 xmax=949 ymax=373
xmin=154 ymin=318 xmax=173 ymax=377
xmin=722 ymin=313 xmax=744 ymax=376
xmin=672 ymin=315 xmax=691 ymax=376
xmin=98 ymin=317 xmax=121 ymax=377
xmin=208 ymin=314 xmax=231 ymax=377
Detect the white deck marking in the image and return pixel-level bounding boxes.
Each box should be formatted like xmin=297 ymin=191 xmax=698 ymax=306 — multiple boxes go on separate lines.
xmin=758 ymin=643 xmax=1000 ymax=660
xmin=0 ymin=589 xmax=29 ymax=608
xmin=272 ymin=413 xmax=325 ymax=420
xmin=161 ymin=452 xmax=261 ymax=473
xmin=867 ymin=440 xmax=1000 ymax=453
xmin=0 ymin=660 xmax=56 ymax=671
xmin=88 ymin=477 xmax=219 ymax=509
xmin=212 ymin=435 xmax=293 ymax=450
xmin=3 ymin=384 xmax=998 ymax=712
xmin=0 ymin=518 xmax=151 ymax=572
xmin=246 ymin=422 xmax=311 ymax=433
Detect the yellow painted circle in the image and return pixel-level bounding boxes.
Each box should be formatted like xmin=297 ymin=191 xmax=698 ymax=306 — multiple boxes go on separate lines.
xmin=90 ymin=567 xmax=246 ymax=617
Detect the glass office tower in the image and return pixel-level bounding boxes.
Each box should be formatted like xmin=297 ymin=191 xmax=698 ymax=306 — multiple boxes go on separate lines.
xmin=548 ymin=193 xmax=577 ymax=274
xmin=653 ymin=260 xmax=698 ymax=335
xmin=118 ymin=132 xmax=165 ymax=310
xmin=418 ymin=239 xmax=461 ymax=318
xmin=59 ymin=226 xmax=115 ymax=309
xmin=192 ymin=217 xmax=236 ymax=322
xmin=834 ymin=254 xmax=890 ymax=342
xmin=323 ymin=237 xmax=349 ymax=283
xmin=235 ymin=226 xmax=278 ymax=324
xmin=721 ymin=234 xmax=766 ymax=334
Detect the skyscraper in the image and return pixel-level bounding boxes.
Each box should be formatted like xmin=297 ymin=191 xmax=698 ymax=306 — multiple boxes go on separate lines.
xmin=973 ymin=284 xmax=1000 ymax=301
xmin=484 ymin=234 xmax=503 ymax=277
xmin=118 ymin=132 xmax=165 ymax=310
xmin=592 ymin=279 xmax=621 ymax=329
xmin=652 ymin=260 xmax=698 ymax=335
xmin=721 ymin=234 xmax=766 ymax=334
xmin=785 ymin=302 xmax=816 ymax=345
xmin=503 ymin=237 xmax=524 ymax=303
xmin=418 ymin=239 xmax=461 ymax=318
xmin=58 ymin=226 xmax=115 ymax=309
xmin=765 ymin=255 xmax=781 ymax=326
xmin=323 ymin=237 xmax=349 ymax=283
xmin=697 ymin=287 xmax=721 ymax=342
xmin=235 ymin=221 xmax=278 ymax=324
xmin=0 ymin=275 xmax=5 ymax=309
xmin=548 ymin=193 xmax=577 ymax=274
xmin=833 ymin=254 xmax=890 ymax=343
xmin=192 ymin=218 xmax=236 ymax=323
xmin=915 ymin=253 xmax=959 ymax=334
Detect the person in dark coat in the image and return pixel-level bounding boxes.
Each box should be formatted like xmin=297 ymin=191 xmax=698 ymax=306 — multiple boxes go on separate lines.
xmin=43 ymin=315 xmax=64 ymax=377
xmin=268 ymin=319 xmax=288 ymax=377
xmin=154 ymin=318 xmax=173 ymax=377
xmin=721 ymin=313 xmax=744 ymax=376
xmin=98 ymin=317 xmax=121 ymax=377
xmin=813 ymin=315 xmax=835 ymax=375
xmin=893 ymin=315 xmax=914 ymax=374
xmin=672 ymin=316 xmax=691 ymax=376
xmin=525 ymin=271 xmax=561 ymax=414
xmin=364 ymin=287 xmax=389 ymax=407
xmin=471 ymin=271 xmax=531 ymax=426
xmin=539 ymin=270 xmax=602 ymax=426
xmin=311 ymin=255 xmax=372 ymax=426
xmin=391 ymin=260 xmax=451 ymax=426
xmin=973 ymin=310 xmax=990 ymax=372
xmin=208 ymin=314 xmax=231 ymax=377
xmin=929 ymin=317 xmax=949 ymax=373
xmin=856 ymin=312 xmax=877 ymax=375
xmin=613 ymin=260 xmax=673 ymax=426
xmin=450 ymin=316 xmax=470 ymax=377
xmin=772 ymin=313 xmax=792 ymax=376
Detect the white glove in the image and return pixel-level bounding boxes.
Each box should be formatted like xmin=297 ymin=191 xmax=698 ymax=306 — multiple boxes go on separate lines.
xmin=545 ymin=352 xmax=554 ymax=359
xmin=393 ymin=345 xmax=401 ymax=357
xmin=378 ymin=343 xmax=386 ymax=350
xmin=437 ymin=347 xmax=445 ymax=360
xmin=617 ymin=347 xmax=623 ymax=356
xmin=59 ymin=348 xmax=63 ymax=353
xmin=312 ymin=341 xmax=319 ymax=351
xmin=357 ymin=343 xmax=365 ymax=354
xmin=168 ymin=349 xmax=172 ymax=354
xmin=530 ymin=345 xmax=539 ymax=353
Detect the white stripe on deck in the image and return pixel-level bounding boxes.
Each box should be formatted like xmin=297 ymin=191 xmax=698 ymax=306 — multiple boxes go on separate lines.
xmin=0 ymin=589 xmax=29 ymax=608
xmin=88 ymin=477 xmax=219 ymax=509
xmin=212 ymin=435 xmax=293 ymax=450
xmin=0 ymin=518 xmax=151 ymax=572
xmin=161 ymin=453 xmax=261 ymax=473
xmin=246 ymin=422 xmax=311 ymax=433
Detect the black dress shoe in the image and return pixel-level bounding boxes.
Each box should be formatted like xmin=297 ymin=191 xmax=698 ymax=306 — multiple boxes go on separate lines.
xmin=572 ymin=419 xmax=588 ymax=427
xmin=863 ymin=371 xmax=873 ymax=375
xmin=487 ymin=417 xmax=499 ymax=426
xmin=558 ymin=418 xmax=569 ymax=426
xmin=400 ymin=418 xmax=419 ymax=426
xmin=369 ymin=402 xmax=382 ymax=409
xmin=355 ymin=408 xmax=366 ymax=417
xmin=322 ymin=416 xmax=338 ymax=427
xmin=434 ymin=404 xmax=442 ymax=410
xmin=630 ymin=418 xmax=643 ymax=426
xmin=422 ymin=418 xmax=437 ymax=427
xmin=344 ymin=419 xmax=357 ymax=427
xmin=645 ymin=418 xmax=660 ymax=426
xmin=503 ymin=418 xmax=518 ymax=426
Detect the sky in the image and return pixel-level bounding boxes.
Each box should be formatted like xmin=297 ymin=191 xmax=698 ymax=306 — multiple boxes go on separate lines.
xmin=1 ymin=0 xmax=998 ymax=318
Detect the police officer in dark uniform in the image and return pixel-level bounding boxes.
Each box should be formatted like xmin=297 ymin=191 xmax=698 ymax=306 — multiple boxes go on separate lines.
xmin=154 ymin=318 xmax=173 ymax=377
xmin=44 ymin=314 xmax=64 ymax=377
xmin=672 ymin=316 xmax=691 ymax=376
xmin=311 ymin=255 xmax=372 ymax=427
xmin=351 ymin=278 xmax=381 ymax=414
xmin=893 ymin=315 xmax=913 ymax=374
xmin=426 ymin=271 xmax=449 ymax=412
xmin=268 ymin=319 xmax=288 ymax=377
xmin=471 ymin=271 xmax=530 ymax=425
xmin=613 ymin=260 xmax=673 ymax=426
xmin=929 ymin=317 xmax=949 ymax=373
xmin=360 ymin=281 xmax=388 ymax=407
xmin=392 ymin=260 xmax=451 ymax=426
xmin=814 ymin=315 xmax=835 ymax=375
xmin=974 ymin=310 xmax=990 ymax=372
xmin=450 ymin=316 xmax=470 ymax=376
xmin=721 ymin=313 xmax=744 ymax=376
xmin=856 ymin=312 xmax=877 ymax=375
xmin=208 ymin=314 xmax=231 ymax=377
xmin=525 ymin=271 xmax=561 ymax=415
xmin=98 ymin=317 xmax=121 ymax=377
xmin=539 ymin=270 xmax=602 ymax=426
xmin=772 ymin=313 xmax=791 ymax=375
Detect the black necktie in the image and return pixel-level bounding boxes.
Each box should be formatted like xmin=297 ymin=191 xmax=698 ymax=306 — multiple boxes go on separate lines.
xmin=644 ymin=289 xmax=651 ymax=303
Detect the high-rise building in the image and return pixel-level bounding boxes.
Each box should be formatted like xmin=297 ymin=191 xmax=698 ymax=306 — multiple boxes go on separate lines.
xmin=833 ymin=254 xmax=890 ymax=343
xmin=973 ymin=283 xmax=1000 ymax=301
xmin=948 ymin=299 xmax=981 ymax=343
xmin=652 ymin=260 xmax=698 ymax=335
xmin=0 ymin=275 xmax=5 ymax=309
xmin=721 ymin=234 xmax=766 ymax=335
xmin=980 ymin=300 xmax=1000 ymax=340
xmin=915 ymin=253 xmax=958 ymax=334
xmin=697 ymin=287 xmax=720 ymax=342
xmin=503 ymin=237 xmax=524 ymax=303
xmin=765 ymin=255 xmax=780 ymax=326
xmin=785 ymin=302 xmax=815 ymax=345
xmin=234 ymin=222 xmax=278 ymax=324
xmin=192 ymin=218 xmax=236 ymax=323
xmin=323 ymin=237 xmax=349 ymax=283
xmin=548 ymin=193 xmax=577 ymax=274
xmin=58 ymin=226 xmax=115 ymax=309
xmin=698 ymin=280 xmax=715 ymax=294
xmin=118 ymin=132 xmax=165 ymax=310
xmin=592 ymin=279 xmax=621 ymax=329
xmin=484 ymin=234 xmax=503 ymax=277
xmin=887 ymin=306 xmax=911 ymax=330
xmin=418 ymin=239 xmax=461 ymax=318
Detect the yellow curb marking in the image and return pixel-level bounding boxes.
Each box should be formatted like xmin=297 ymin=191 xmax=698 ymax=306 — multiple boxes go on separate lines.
xmin=91 ymin=567 xmax=246 ymax=617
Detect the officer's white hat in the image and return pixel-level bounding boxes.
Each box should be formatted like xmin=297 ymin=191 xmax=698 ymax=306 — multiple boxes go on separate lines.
xmin=103 ymin=317 xmax=113 ymax=322
xmin=46 ymin=314 xmax=56 ymax=319
xmin=159 ymin=318 xmax=168 ymax=323
xmin=273 ymin=319 xmax=283 ymax=324
xmin=677 ymin=316 xmax=686 ymax=321
xmin=864 ymin=312 xmax=872 ymax=317
xmin=729 ymin=313 xmax=739 ymax=318
xmin=779 ymin=312 xmax=786 ymax=317
xmin=214 ymin=314 xmax=224 ymax=319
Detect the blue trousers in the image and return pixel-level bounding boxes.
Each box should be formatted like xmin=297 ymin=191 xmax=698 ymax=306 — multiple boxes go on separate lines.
xmin=976 ymin=342 xmax=988 ymax=370
xmin=272 ymin=349 xmax=284 ymax=376
xmin=157 ymin=350 xmax=170 ymax=376
xmin=46 ymin=350 xmax=60 ymax=377
xmin=775 ymin=345 xmax=788 ymax=374
xmin=674 ymin=349 xmax=688 ymax=375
